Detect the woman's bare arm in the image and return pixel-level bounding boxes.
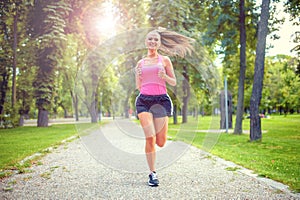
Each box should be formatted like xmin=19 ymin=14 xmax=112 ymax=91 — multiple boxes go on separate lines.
xmin=135 ymin=60 xmax=142 ymax=90
xmin=159 ymin=56 xmax=176 ymax=86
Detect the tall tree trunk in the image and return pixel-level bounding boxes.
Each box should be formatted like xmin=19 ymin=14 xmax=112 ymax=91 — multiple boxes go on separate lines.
xmin=250 ymin=0 xmax=270 ymax=141
xmin=12 ymin=11 xmax=17 ymax=108
xmin=173 ymin=104 xmax=178 ymax=124
xmin=63 ymin=107 xmax=68 ymax=118
xmin=90 ymin=98 xmax=98 ymax=123
xmin=70 ymin=89 xmax=79 ymax=121
xmin=37 ymin=109 xmax=49 ymax=127
xmin=234 ymin=0 xmax=247 ymax=134
xmin=124 ymin=95 xmax=130 ymax=118
xmin=74 ymin=94 xmax=79 ymax=121
xmin=90 ymin=92 xmax=98 ymax=123
xmin=19 ymin=115 xmax=24 ymax=126
xmin=173 ymin=86 xmax=177 ymax=124
xmin=82 ymin=74 xmax=98 ymax=123
xmin=182 ymin=65 xmax=190 ymax=123
xmin=0 ymin=72 xmax=9 ymax=115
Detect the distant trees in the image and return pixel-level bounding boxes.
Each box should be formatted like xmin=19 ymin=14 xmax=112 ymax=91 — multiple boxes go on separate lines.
xmin=284 ymin=0 xmax=300 ymax=75
xmin=0 ymin=0 xmax=34 ymax=124
xmin=148 ymin=0 xmax=218 ymax=123
xmin=0 ymin=0 xmax=298 ymax=129
xmin=263 ymin=55 xmax=300 ymax=114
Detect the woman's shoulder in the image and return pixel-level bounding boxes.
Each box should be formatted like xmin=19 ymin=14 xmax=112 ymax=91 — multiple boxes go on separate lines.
xmin=159 ymin=55 xmax=171 ymax=65
xmin=136 ymin=59 xmax=144 ymax=66
xmin=159 ymin=54 xmax=170 ymax=60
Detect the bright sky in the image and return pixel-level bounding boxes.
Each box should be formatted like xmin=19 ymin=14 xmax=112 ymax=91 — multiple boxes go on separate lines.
xmin=265 ymin=2 xmax=298 ymax=57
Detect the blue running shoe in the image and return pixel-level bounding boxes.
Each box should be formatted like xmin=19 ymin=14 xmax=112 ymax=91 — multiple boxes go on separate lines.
xmin=148 ymin=171 xmax=159 ymax=186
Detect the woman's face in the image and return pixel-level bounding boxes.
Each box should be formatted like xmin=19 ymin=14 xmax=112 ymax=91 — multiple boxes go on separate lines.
xmin=145 ymin=32 xmax=161 ymax=50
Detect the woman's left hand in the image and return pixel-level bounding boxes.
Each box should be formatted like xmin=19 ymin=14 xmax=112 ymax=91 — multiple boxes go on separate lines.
xmin=158 ymin=69 xmax=167 ymax=80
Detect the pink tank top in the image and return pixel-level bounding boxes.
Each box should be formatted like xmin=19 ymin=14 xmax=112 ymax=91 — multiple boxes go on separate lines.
xmin=140 ymin=55 xmax=167 ymax=95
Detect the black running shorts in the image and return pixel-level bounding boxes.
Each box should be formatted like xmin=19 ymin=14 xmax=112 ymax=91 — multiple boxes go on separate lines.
xmin=135 ymin=94 xmax=173 ymax=118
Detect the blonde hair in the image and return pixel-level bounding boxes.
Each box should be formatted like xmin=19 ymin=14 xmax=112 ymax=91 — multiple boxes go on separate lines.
xmin=150 ymin=27 xmax=195 ymax=58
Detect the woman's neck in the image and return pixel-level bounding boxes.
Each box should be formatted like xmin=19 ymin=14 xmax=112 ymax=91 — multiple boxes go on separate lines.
xmin=147 ymin=50 xmax=158 ymax=58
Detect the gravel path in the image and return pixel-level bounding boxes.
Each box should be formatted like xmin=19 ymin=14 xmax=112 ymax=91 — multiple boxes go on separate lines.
xmin=1 ymin=119 xmax=299 ymax=200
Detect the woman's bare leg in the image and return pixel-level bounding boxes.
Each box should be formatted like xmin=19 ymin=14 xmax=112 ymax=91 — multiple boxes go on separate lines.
xmin=138 ymin=112 xmax=156 ymax=172
xmin=154 ymin=116 xmax=168 ymax=147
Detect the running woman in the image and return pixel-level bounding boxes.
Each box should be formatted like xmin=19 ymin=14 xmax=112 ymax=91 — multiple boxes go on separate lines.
xmin=135 ymin=28 xmax=194 ymax=186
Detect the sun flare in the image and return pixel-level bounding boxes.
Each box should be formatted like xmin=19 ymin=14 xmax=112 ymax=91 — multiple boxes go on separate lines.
xmin=95 ymin=2 xmax=117 ymax=37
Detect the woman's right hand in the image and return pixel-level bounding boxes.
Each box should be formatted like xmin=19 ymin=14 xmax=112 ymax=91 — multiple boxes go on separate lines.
xmin=135 ymin=64 xmax=142 ymax=90
xmin=135 ymin=66 xmax=142 ymax=77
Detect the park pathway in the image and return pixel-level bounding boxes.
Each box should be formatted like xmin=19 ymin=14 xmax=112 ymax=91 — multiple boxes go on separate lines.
xmin=1 ymin=119 xmax=299 ymax=199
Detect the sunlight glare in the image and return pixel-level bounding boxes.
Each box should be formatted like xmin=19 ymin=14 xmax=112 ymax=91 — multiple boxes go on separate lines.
xmin=95 ymin=1 xmax=117 ymax=37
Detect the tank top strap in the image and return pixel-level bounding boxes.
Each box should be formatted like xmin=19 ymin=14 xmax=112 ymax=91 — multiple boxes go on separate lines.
xmin=158 ymin=55 xmax=163 ymax=64
xmin=141 ymin=58 xmax=145 ymax=66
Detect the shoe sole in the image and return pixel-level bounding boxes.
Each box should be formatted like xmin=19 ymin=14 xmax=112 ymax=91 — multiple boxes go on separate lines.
xmin=148 ymin=183 xmax=159 ymax=187
xmin=148 ymin=181 xmax=159 ymax=187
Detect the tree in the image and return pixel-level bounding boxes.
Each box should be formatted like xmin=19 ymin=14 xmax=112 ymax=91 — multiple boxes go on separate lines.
xmin=59 ymin=34 xmax=86 ymax=120
xmin=12 ymin=2 xmax=18 ymax=108
xmin=0 ymin=0 xmax=34 ymax=126
xmin=16 ymin=38 xmax=37 ymax=125
xmin=260 ymin=55 xmax=300 ymax=114
xmin=284 ymin=0 xmax=300 ymax=76
xmin=250 ymin=0 xmax=270 ymax=141
xmin=265 ymin=55 xmax=300 ymax=114
xmin=117 ymin=56 xmax=138 ymax=118
xmin=234 ymin=0 xmax=246 ymax=134
xmin=182 ymin=65 xmax=190 ymax=123
xmin=1 ymin=0 xmax=24 ymax=110
xmin=200 ymin=0 xmax=259 ymax=131
xmin=29 ymin=0 xmax=71 ymax=126
xmin=0 ymin=0 xmax=12 ymax=116
xmin=284 ymin=0 xmax=300 ymax=23
xmin=148 ymin=0 xmax=209 ymax=123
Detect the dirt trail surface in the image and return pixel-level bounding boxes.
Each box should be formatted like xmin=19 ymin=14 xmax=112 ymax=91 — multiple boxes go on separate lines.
xmin=1 ymin=119 xmax=299 ymax=199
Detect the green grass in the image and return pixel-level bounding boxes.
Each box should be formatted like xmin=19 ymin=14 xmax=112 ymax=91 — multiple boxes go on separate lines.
xmin=1 ymin=116 xmax=299 ymax=192
xmin=167 ymin=114 xmax=300 ymax=192
xmin=0 ymin=121 xmax=108 ymax=177
xmin=0 ymin=124 xmax=78 ymax=171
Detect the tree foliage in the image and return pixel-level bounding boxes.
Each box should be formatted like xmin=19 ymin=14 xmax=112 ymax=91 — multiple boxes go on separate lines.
xmin=263 ymin=55 xmax=300 ymax=114
xmin=148 ymin=0 xmax=218 ymax=123
xmin=0 ymin=0 xmax=34 ymax=125
xmin=0 ymin=0 xmax=298 ymax=129
xmin=29 ymin=0 xmax=71 ymax=126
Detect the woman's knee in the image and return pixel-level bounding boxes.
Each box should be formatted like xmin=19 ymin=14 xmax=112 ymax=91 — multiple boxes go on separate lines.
xmin=145 ymin=136 xmax=156 ymax=152
xmin=156 ymin=139 xmax=166 ymax=147
xmin=156 ymin=133 xmax=167 ymax=147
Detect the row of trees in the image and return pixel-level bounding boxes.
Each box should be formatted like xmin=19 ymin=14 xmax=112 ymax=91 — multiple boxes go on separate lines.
xmin=0 ymin=0 xmax=299 ymax=141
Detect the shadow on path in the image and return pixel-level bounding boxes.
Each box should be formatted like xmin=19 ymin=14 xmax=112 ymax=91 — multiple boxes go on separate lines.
xmin=80 ymin=119 xmax=190 ymax=173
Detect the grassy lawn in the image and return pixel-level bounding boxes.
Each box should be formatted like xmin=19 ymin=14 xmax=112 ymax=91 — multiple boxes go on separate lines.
xmin=0 ymin=124 xmax=78 ymax=172
xmin=0 ymin=121 xmax=107 ymax=176
xmin=168 ymin=114 xmax=300 ymax=192
xmin=1 ymin=116 xmax=299 ymax=192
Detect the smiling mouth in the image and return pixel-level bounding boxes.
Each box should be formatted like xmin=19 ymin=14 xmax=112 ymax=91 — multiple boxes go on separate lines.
xmin=148 ymin=44 xmax=157 ymax=48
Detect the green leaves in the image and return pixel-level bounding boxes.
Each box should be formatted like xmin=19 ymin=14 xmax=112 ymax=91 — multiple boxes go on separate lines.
xmin=38 ymin=1 xmax=71 ymax=49
xmin=27 ymin=0 xmax=72 ymax=118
